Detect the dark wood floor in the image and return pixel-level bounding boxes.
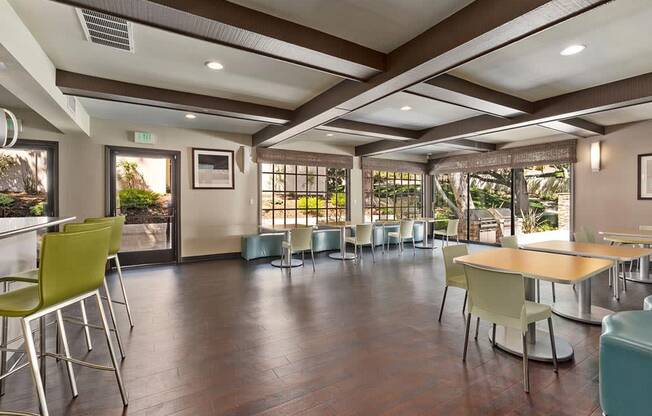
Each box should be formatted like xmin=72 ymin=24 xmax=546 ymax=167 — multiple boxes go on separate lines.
xmin=0 ymin=243 xmax=649 ymax=415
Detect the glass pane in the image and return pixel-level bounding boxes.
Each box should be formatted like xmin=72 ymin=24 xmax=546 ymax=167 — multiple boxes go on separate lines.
xmin=0 ymin=147 xmax=50 ymax=218
xmin=468 ymin=169 xmax=512 ymax=244
xmin=317 ymin=166 xmax=326 ymax=175
xmin=261 ymin=173 xmax=274 ymax=191
xmin=515 ymin=164 xmax=571 ymax=243
xmin=285 ymin=164 xmax=295 ymax=173
xmin=307 ymin=165 xmax=317 ymax=175
xmin=273 ymin=172 xmax=285 ymax=191
xmin=115 ymin=155 xmax=173 ymax=251
xmin=432 ymin=172 xmax=468 ymax=240
xmin=261 ymin=163 xmax=274 ymax=173
xmin=307 ymin=174 xmax=317 ymax=192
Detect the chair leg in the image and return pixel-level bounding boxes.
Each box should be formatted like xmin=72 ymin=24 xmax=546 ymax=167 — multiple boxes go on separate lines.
xmin=113 ymin=255 xmax=135 ymax=328
xmin=412 ymin=237 xmax=416 ymax=256
xmin=551 ymin=282 xmax=556 ymax=303
xmin=462 ymin=313 xmax=471 ymax=362
xmin=547 ymin=317 xmax=558 ymax=373
xmin=55 ymin=310 xmax=78 ymax=398
xmin=474 ymin=317 xmax=480 ymax=340
xmin=492 ymin=323 xmax=497 ymax=347
xmin=438 ymin=286 xmax=448 ymax=322
xmin=302 ymin=251 xmax=305 ymax=265
xmin=39 ymin=317 xmax=46 ymax=388
xmin=80 ymin=299 xmax=93 ymax=351
xmin=462 ymin=291 xmax=468 ymax=316
xmin=94 ymin=291 xmax=129 ymax=406
xmin=310 ymin=250 xmax=315 ymax=271
xmin=103 ymin=280 xmax=126 ymax=359
xmin=21 ymin=318 xmax=49 ymax=416
xmin=522 ymin=332 xmax=530 ymax=393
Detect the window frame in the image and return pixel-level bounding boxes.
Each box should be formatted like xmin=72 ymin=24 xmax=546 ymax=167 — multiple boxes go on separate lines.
xmin=259 ymin=163 xmax=350 ymax=226
xmin=363 ymin=169 xmax=424 ymax=222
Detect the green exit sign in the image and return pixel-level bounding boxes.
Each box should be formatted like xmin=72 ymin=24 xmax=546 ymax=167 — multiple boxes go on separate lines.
xmin=133 ymin=131 xmax=154 ymax=144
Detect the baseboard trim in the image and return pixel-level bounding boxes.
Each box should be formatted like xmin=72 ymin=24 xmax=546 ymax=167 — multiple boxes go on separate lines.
xmin=181 ymin=252 xmax=241 ymax=263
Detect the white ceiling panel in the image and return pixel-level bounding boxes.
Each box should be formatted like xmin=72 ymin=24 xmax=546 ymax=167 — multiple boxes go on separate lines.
xmin=472 ymin=125 xmax=569 ymax=144
xmin=582 ymin=102 xmax=652 ymax=126
xmin=452 ymin=0 xmax=652 ymax=101
xmin=79 ymin=98 xmax=266 ymax=134
xmin=230 ymin=0 xmax=474 ymax=53
xmin=342 ymin=92 xmax=483 ymax=130
xmin=9 ymin=0 xmax=340 ymax=110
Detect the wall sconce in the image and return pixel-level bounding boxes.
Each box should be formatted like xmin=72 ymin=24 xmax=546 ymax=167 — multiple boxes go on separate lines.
xmin=591 ymin=141 xmax=601 ymax=172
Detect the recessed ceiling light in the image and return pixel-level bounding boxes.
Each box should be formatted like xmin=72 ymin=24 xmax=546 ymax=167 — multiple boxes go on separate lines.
xmin=326 ymin=133 xmax=334 ymax=137
xmin=185 ymin=113 xmax=197 ymax=119
xmin=560 ymin=44 xmax=585 ymax=56
xmin=400 ymin=106 xmax=412 ymax=111
xmin=204 ymin=61 xmax=224 ymax=70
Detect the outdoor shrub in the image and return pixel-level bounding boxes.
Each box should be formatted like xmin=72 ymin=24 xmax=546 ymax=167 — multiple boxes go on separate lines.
xmin=119 ymin=188 xmax=161 ymax=209
xmin=297 ymin=196 xmax=325 ymax=215
xmin=0 ymin=193 xmax=14 ymax=206
xmin=29 ymin=202 xmax=44 ymax=216
xmin=329 ymin=193 xmax=346 ymax=207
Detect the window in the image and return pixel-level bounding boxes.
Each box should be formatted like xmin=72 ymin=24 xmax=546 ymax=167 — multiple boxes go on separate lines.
xmin=432 ymin=164 xmax=571 ymax=245
xmin=260 ymin=164 xmax=348 ymax=226
xmin=363 ymin=170 xmax=423 ymax=222
xmin=0 ymin=139 xmax=57 ymax=218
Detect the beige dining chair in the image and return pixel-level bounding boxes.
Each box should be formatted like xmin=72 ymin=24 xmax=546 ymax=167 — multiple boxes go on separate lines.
xmin=500 ymin=235 xmax=556 ymax=303
xmin=388 ymin=219 xmax=415 ymax=255
xmin=283 ymin=227 xmax=315 ymax=271
xmin=434 ymin=219 xmax=459 ymax=246
xmin=461 ymin=264 xmax=558 ymax=393
xmin=346 ymin=224 xmax=375 ymax=262
xmin=439 ymin=244 xmax=469 ymax=321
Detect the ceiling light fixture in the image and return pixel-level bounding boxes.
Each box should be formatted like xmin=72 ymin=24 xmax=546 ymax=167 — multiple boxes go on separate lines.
xmin=185 ymin=113 xmax=197 ymax=119
xmin=400 ymin=106 xmax=412 ymax=111
xmin=560 ymin=44 xmax=585 ymax=56
xmin=204 ymin=61 xmax=224 ymax=70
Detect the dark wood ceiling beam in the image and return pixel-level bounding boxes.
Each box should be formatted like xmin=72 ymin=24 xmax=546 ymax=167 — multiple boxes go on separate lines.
xmin=445 ymin=139 xmax=496 ymax=152
xmin=356 ymin=72 xmax=652 ymax=156
xmin=55 ymin=70 xmax=292 ymax=124
xmin=253 ymin=0 xmax=609 ymax=147
xmin=53 ymin=0 xmax=385 ymax=80
xmin=406 ymin=74 xmax=533 ymax=117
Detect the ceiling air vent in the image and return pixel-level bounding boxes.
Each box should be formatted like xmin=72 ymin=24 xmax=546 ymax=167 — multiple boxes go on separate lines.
xmin=76 ymin=8 xmax=134 ymax=52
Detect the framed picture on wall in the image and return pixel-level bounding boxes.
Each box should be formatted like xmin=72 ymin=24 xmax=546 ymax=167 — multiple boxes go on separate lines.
xmin=638 ymin=153 xmax=652 ymax=199
xmin=192 ymin=148 xmax=234 ymax=189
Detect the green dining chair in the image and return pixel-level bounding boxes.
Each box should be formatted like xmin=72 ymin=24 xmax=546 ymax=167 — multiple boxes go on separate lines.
xmin=500 ymin=235 xmax=556 ymax=303
xmin=0 ymin=226 xmax=127 ymax=416
xmin=283 ymin=226 xmax=315 ymax=271
xmin=439 ymin=244 xmax=469 ymax=321
xmin=63 ymin=222 xmax=126 ymax=358
xmin=388 ymin=219 xmax=415 ymax=255
xmin=346 ymin=224 xmax=375 ymax=263
xmin=85 ymin=216 xmax=135 ymax=328
xmin=461 ymin=264 xmax=558 ymax=393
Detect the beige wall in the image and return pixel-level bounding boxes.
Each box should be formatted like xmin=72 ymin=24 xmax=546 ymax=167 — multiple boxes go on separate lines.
xmin=575 ymin=120 xmax=652 ymax=233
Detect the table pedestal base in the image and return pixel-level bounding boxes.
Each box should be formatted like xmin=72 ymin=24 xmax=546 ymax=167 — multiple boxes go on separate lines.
xmin=621 ymin=271 xmax=652 ymax=284
xmin=271 ymin=259 xmax=303 ymax=268
xmin=489 ymin=326 xmax=574 ymax=362
xmin=329 ymin=252 xmax=356 ymax=260
xmin=552 ymin=301 xmax=613 ymax=325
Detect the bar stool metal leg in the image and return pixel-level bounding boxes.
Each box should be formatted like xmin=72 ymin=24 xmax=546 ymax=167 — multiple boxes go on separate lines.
xmin=55 ymin=310 xmax=78 ymax=398
xmin=21 ymin=318 xmax=49 ymax=416
xmin=113 ymin=255 xmax=135 ymax=328
xmin=39 ymin=317 xmax=46 ymax=390
xmin=103 ymin=280 xmax=126 ymax=359
xmin=0 ymin=281 xmax=7 ymax=396
xmin=79 ymin=300 xmax=92 ymax=351
xmin=94 ymin=292 xmax=128 ymax=406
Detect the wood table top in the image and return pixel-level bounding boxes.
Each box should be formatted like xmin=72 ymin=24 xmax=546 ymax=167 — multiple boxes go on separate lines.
xmin=523 ymin=240 xmax=652 ymax=261
xmin=317 ymin=221 xmax=357 ymax=228
xmin=259 ymin=224 xmax=313 ymax=232
xmin=454 ymin=248 xmax=613 ymax=284
xmin=599 ymin=228 xmax=652 ymax=243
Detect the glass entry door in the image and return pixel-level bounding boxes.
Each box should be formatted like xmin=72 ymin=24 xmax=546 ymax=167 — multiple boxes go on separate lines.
xmin=106 ymin=146 xmax=180 ymax=265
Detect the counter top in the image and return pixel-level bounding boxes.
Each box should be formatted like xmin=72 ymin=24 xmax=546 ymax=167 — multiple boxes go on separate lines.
xmin=0 ymin=217 xmax=76 ymax=240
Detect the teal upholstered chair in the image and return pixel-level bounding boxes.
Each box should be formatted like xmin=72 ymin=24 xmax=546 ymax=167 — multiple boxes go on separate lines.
xmin=600 ymin=311 xmax=652 ymax=415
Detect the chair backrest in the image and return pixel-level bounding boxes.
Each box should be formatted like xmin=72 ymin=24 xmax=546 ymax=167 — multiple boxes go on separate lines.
xmin=640 ymin=225 xmax=652 ymax=231
xmin=575 ymin=226 xmax=597 ymax=243
xmin=85 ymin=216 xmax=125 ymax=255
xmin=463 ymin=264 xmax=527 ymax=332
xmin=442 ymin=244 xmax=468 ymax=284
xmin=290 ymin=226 xmax=313 ymax=251
xmin=500 ymin=235 xmax=519 ymax=249
xmin=38 ymin=226 xmax=112 ymax=308
xmin=355 ymin=224 xmax=373 ymax=244
xmin=399 ymin=219 xmax=414 ymax=238
xmin=447 ymin=219 xmax=459 ymax=236
xmin=64 ymin=222 xmax=111 ymax=234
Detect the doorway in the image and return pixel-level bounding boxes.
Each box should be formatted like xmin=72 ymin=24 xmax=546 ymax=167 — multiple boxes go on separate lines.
xmin=106 ymin=146 xmax=180 ymax=265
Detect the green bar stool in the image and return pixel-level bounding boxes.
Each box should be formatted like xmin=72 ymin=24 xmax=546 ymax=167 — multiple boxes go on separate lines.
xmin=85 ymin=216 xmax=135 ymax=328
xmin=0 ymin=226 xmax=128 ymax=416
xmin=62 ymin=222 xmax=126 ymax=359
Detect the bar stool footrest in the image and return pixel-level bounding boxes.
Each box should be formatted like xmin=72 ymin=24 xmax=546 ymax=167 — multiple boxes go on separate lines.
xmin=43 ymin=352 xmax=115 ymax=371
xmin=63 ymin=316 xmax=117 ymax=333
